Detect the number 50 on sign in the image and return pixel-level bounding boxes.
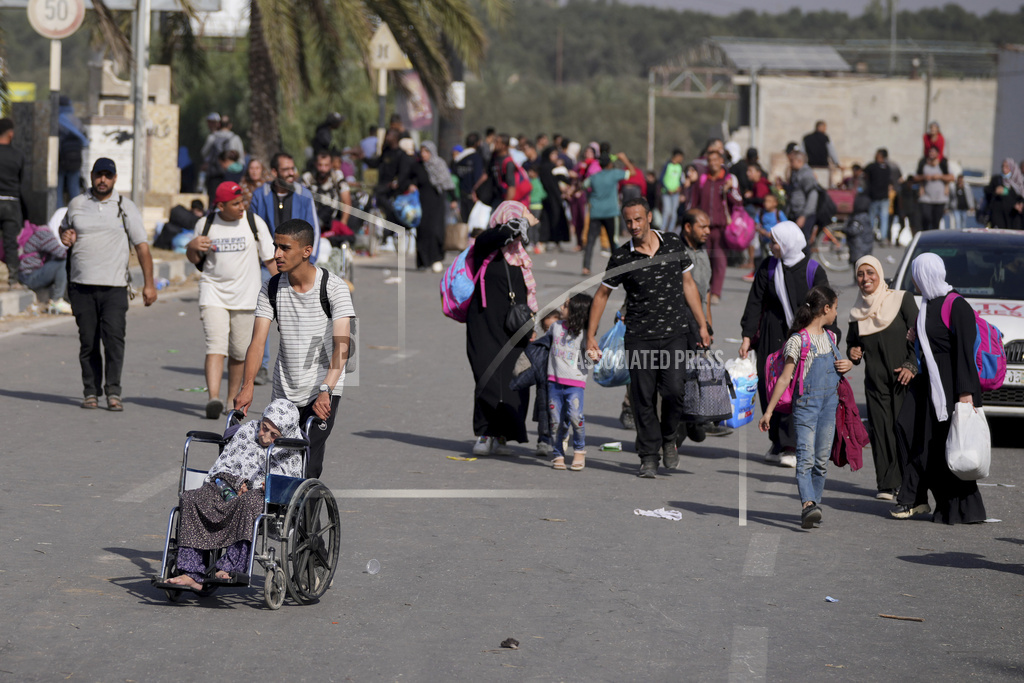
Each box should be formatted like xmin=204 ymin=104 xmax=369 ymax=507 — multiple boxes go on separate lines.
xmin=27 ymin=0 xmax=86 ymax=40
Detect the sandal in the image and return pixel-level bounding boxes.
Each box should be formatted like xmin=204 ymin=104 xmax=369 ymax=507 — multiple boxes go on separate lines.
xmin=81 ymin=395 xmax=99 ymax=409
xmin=106 ymin=395 xmax=124 ymax=412
xmin=551 ymin=457 xmax=567 ymax=470
xmin=570 ymin=451 xmax=586 ymax=471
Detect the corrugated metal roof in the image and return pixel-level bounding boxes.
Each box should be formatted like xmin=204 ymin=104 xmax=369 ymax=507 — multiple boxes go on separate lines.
xmin=715 ymin=41 xmax=852 ymax=73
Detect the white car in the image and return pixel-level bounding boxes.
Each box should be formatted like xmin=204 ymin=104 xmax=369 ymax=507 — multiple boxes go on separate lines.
xmin=891 ymin=229 xmax=1024 ymax=417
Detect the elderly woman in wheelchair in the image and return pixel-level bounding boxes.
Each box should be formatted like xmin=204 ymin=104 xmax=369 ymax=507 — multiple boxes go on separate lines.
xmin=165 ymin=399 xmax=303 ymax=591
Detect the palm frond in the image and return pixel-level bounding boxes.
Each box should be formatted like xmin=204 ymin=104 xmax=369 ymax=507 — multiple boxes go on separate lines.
xmin=89 ymin=0 xmax=131 ymax=71
xmin=253 ymin=0 xmax=302 ymax=100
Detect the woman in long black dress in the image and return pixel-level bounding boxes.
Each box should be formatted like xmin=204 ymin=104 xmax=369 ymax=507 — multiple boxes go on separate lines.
xmin=538 ymin=147 xmax=570 ymax=248
xmin=740 ymin=221 xmax=837 ymax=466
xmin=413 ymin=141 xmax=456 ymax=272
xmin=468 ymin=201 xmax=539 ymax=456
xmin=893 ymin=253 xmax=986 ymax=524
xmin=984 ymin=158 xmax=1023 ymax=230
xmin=847 ymin=256 xmax=918 ymax=500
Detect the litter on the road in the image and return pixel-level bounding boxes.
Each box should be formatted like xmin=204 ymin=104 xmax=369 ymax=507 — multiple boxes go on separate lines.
xmin=825 ymin=596 xmax=838 ymax=602
xmin=366 ymin=559 xmax=381 ymax=575
xmin=384 ymin=276 xmax=403 ymax=285
xmin=541 ymin=518 xmax=566 ymax=522
xmin=600 ymin=442 xmax=622 ymax=451
xmin=500 ymin=638 xmax=520 ymax=650
xmin=178 ymin=311 xmax=186 ymax=316
xmin=979 ymin=483 xmax=1016 ymax=487
xmin=634 ymin=508 xmax=682 ymax=521
xmin=446 ymin=455 xmax=477 ymax=462
xmin=546 ymin=260 xmax=557 ymax=267
xmin=168 ymin=349 xmax=179 ymax=353
xmin=984 ymin=518 xmax=1003 ymax=523
xmin=178 ymin=387 xmax=207 ymax=392
xmin=724 ymin=337 xmax=743 ymax=343
xmin=879 ymin=614 xmax=924 ymax=622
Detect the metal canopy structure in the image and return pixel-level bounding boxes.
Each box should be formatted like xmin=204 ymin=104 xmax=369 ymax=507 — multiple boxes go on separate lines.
xmin=646 ymin=39 xmax=852 ymax=168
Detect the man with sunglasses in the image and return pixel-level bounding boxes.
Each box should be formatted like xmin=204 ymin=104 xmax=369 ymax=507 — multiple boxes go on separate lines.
xmin=60 ymin=158 xmax=156 ymax=411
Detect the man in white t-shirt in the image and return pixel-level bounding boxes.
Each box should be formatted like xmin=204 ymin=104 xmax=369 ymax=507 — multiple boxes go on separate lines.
xmin=234 ymin=218 xmax=355 ymax=478
xmin=187 ymin=181 xmax=277 ymax=419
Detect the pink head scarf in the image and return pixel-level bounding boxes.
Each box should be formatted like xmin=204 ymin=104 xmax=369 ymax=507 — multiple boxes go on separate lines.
xmin=488 ymin=201 xmax=538 ymax=312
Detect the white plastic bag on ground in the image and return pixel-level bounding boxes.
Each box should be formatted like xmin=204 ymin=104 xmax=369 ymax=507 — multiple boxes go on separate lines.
xmin=467 ymin=201 xmax=493 ymax=232
xmin=946 ymin=402 xmax=991 ymax=480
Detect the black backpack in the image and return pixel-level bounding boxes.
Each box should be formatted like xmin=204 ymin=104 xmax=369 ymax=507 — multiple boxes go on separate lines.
xmin=195 ymin=210 xmax=260 ymax=272
xmin=814 ymin=185 xmax=837 ymax=229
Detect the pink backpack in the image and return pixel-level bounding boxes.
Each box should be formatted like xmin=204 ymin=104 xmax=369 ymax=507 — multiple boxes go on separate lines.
xmin=940 ymin=293 xmax=1006 ymax=392
xmin=764 ymin=329 xmax=836 ymax=414
xmin=440 ymin=245 xmax=496 ymax=322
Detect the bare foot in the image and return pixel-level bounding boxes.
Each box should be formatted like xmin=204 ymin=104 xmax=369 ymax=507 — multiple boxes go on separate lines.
xmin=167 ymin=575 xmax=204 ymax=590
xmin=214 ymin=570 xmax=231 ymax=580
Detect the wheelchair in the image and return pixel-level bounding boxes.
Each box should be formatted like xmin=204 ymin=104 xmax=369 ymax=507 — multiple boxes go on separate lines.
xmin=151 ymin=411 xmax=340 ymax=609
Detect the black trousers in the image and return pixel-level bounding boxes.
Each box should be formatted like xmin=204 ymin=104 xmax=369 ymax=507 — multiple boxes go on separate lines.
xmin=297 ymin=394 xmax=340 ymax=480
xmin=920 ymin=202 xmax=946 ymax=232
xmin=583 ymin=217 xmax=616 ymax=272
xmin=626 ymin=335 xmax=691 ymax=459
xmin=68 ymin=284 xmax=129 ymax=398
xmin=0 ymin=199 xmax=22 ymax=284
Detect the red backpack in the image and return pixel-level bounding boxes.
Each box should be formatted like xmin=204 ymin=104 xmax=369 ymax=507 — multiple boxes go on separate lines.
xmin=495 ymin=156 xmax=532 ymax=205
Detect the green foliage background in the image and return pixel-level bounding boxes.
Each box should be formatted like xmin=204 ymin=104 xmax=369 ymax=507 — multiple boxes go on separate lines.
xmin=2 ymin=1 xmax=1023 ymax=169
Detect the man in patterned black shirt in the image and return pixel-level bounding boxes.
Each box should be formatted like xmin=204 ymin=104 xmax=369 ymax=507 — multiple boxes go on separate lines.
xmin=586 ymin=197 xmax=710 ymax=478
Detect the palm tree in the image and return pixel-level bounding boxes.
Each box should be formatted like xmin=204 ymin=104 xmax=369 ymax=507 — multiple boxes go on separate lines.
xmin=246 ymin=0 xmax=507 ymax=161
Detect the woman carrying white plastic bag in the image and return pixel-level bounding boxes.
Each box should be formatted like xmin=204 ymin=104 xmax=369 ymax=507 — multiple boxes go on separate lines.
xmin=892 ymin=253 xmax=987 ymax=524
xmin=946 ymin=402 xmax=991 ymax=481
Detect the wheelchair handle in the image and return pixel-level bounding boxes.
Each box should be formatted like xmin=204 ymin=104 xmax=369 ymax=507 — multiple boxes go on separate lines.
xmin=305 ymin=415 xmax=327 ymax=434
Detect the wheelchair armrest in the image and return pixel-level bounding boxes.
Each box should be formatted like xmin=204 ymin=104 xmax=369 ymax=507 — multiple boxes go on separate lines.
xmin=274 ymin=437 xmax=309 ymax=449
xmin=186 ymin=431 xmax=228 ymax=443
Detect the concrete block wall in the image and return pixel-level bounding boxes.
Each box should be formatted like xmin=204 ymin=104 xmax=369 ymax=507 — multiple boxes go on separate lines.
xmin=736 ymin=75 xmax=997 ymax=179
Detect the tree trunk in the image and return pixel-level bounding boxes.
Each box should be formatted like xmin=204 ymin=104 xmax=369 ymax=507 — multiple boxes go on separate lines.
xmin=436 ymin=38 xmax=464 ymax=159
xmin=248 ymin=1 xmax=281 ymax=162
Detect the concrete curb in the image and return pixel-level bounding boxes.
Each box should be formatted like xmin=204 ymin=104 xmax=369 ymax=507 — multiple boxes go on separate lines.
xmin=0 ymin=257 xmax=192 ymax=319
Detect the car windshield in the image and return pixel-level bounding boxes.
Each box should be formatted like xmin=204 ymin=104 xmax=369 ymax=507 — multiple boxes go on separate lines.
xmin=899 ymin=237 xmax=1024 ymax=300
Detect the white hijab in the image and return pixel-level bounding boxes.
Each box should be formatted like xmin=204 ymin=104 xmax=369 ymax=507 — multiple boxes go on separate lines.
xmin=913 ymin=253 xmax=955 ymax=421
xmin=771 ymin=221 xmax=807 ymax=327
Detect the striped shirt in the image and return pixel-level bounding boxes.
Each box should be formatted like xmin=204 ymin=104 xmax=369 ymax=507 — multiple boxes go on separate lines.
xmin=255 ymin=268 xmax=355 ymax=406
xmin=19 ymin=227 xmax=67 ymax=276
xmin=784 ymin=331 xmax=836 ymax=377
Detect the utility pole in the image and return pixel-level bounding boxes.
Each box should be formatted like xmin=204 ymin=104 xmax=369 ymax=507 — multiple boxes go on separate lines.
xmin=646 ymin=70 xmax=655 ymax=171
xmin=131 ymin=0 xmax=151 ymax=207
xmin=889 ymin=0 xmax=898 ymax=76
xmin=555 ymin=26 xmax=563 ymax=87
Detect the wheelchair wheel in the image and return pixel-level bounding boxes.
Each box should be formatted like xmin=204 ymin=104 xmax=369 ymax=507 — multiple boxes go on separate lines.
xmin=813 ymin=223 xmax=851 ymax=272
xmin=264 ymin=566 xmax=286 ymax=610
xmin=283 ymin=479 xmax=340 ymax=604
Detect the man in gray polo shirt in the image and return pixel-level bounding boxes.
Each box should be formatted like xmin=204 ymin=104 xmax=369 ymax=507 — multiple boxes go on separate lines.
xmin=59 ymin=158 xmax=156 ymax=411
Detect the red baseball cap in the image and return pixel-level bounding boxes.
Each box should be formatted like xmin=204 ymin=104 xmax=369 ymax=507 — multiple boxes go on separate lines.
xmin=214 ymin=181 xmax=242 ymax=205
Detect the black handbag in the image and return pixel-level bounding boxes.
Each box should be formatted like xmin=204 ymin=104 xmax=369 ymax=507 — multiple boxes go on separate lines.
xmin=682 ymin=351 xmax=735 ymax=422
xmin=502 ymin=259 xmax=534 ymax=337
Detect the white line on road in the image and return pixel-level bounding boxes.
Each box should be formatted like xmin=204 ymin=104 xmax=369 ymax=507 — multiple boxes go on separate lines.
xmin=116 ymin=469 xmax=179 ymax=503
xmin=738 ymin=426 xmax=748 ymax=526
xmin=380 ymin=349 xmax=420 ymax=365
xmin=742 ymin=533 xmax=780 ymax=577
xmin=728 ymin=626 xmax=768 ymax=682
xmin=333 ymin=489 xmax=567 ymax=499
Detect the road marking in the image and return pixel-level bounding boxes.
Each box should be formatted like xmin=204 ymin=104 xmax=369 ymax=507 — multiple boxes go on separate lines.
xmin=116 ymin=469 xmax=179 ymax=503
xmin=743 ymin=533 xmax=780 ymax=577
xmin=738 ymin=426 xmax=748 ymax=526
xmin=333 ymin=489 xmax=566 ymax=499
xmin=380 ymin=349 xmax=420 ymax=365
xmin=728 ymin=626 xmax=768 ymax=682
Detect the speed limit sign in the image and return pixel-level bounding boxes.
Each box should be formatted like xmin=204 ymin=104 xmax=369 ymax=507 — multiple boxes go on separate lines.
xmin=26 ymin=0 xmax=86 ymax=40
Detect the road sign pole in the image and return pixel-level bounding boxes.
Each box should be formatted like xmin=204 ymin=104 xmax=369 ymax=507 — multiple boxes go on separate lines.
xmin=376 ymin=68 xmax=387 ymax=155
xmin=131 ymin=0 xmax=151 ymax=207
xmin=46 ymin=39 xmax=60 ymax=219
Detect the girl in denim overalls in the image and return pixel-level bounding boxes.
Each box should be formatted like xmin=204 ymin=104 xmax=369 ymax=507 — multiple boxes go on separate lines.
xmin=759 ymin=286 xmax=853 ymax=528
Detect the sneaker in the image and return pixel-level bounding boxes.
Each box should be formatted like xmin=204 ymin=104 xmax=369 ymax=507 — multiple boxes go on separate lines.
xmin=619 ymin=409 xmax=636 ymax=431
xmin=637 ymin=456 xmax=659 ymax=479
xmin=205 ymin=399 xmax=224 ymax=420
xmin=430 ymin=261 xmax=444 ymax=273
xmin=472 ymin=437 xmax=493 ymax=456
xmin=801 ymin=503 xmax=822 ymax=529
xmin=535 ymin=441 xmax=554 ymax=458
xmin=254 ymin=367 xmax=270 ymax=386
xmin=742 ymin=271 xmax=755 ymax=283
xmin=764 ymin=446 xmax=782 ymax=465
xmin=48 ymin=299 xmax=73 ymax=315
xmin=705 ymin=423 xmax=733 ymax=437
xmin=875 ymin=490 xmax=896 ymax=501
xmin=662 ymin=442 xmax=679 ymax=471
xmin=779 ymin=454 xmax=797 ymax=468
xmin=890 ymin=503 xmax=931 ymax=519
xmin=493 ymin=437 xmax=514 ymax=456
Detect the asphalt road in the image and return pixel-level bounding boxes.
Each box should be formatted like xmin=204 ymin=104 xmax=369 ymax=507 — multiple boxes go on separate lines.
xmin=1 ymin=243 xmax=1022 ymax=682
